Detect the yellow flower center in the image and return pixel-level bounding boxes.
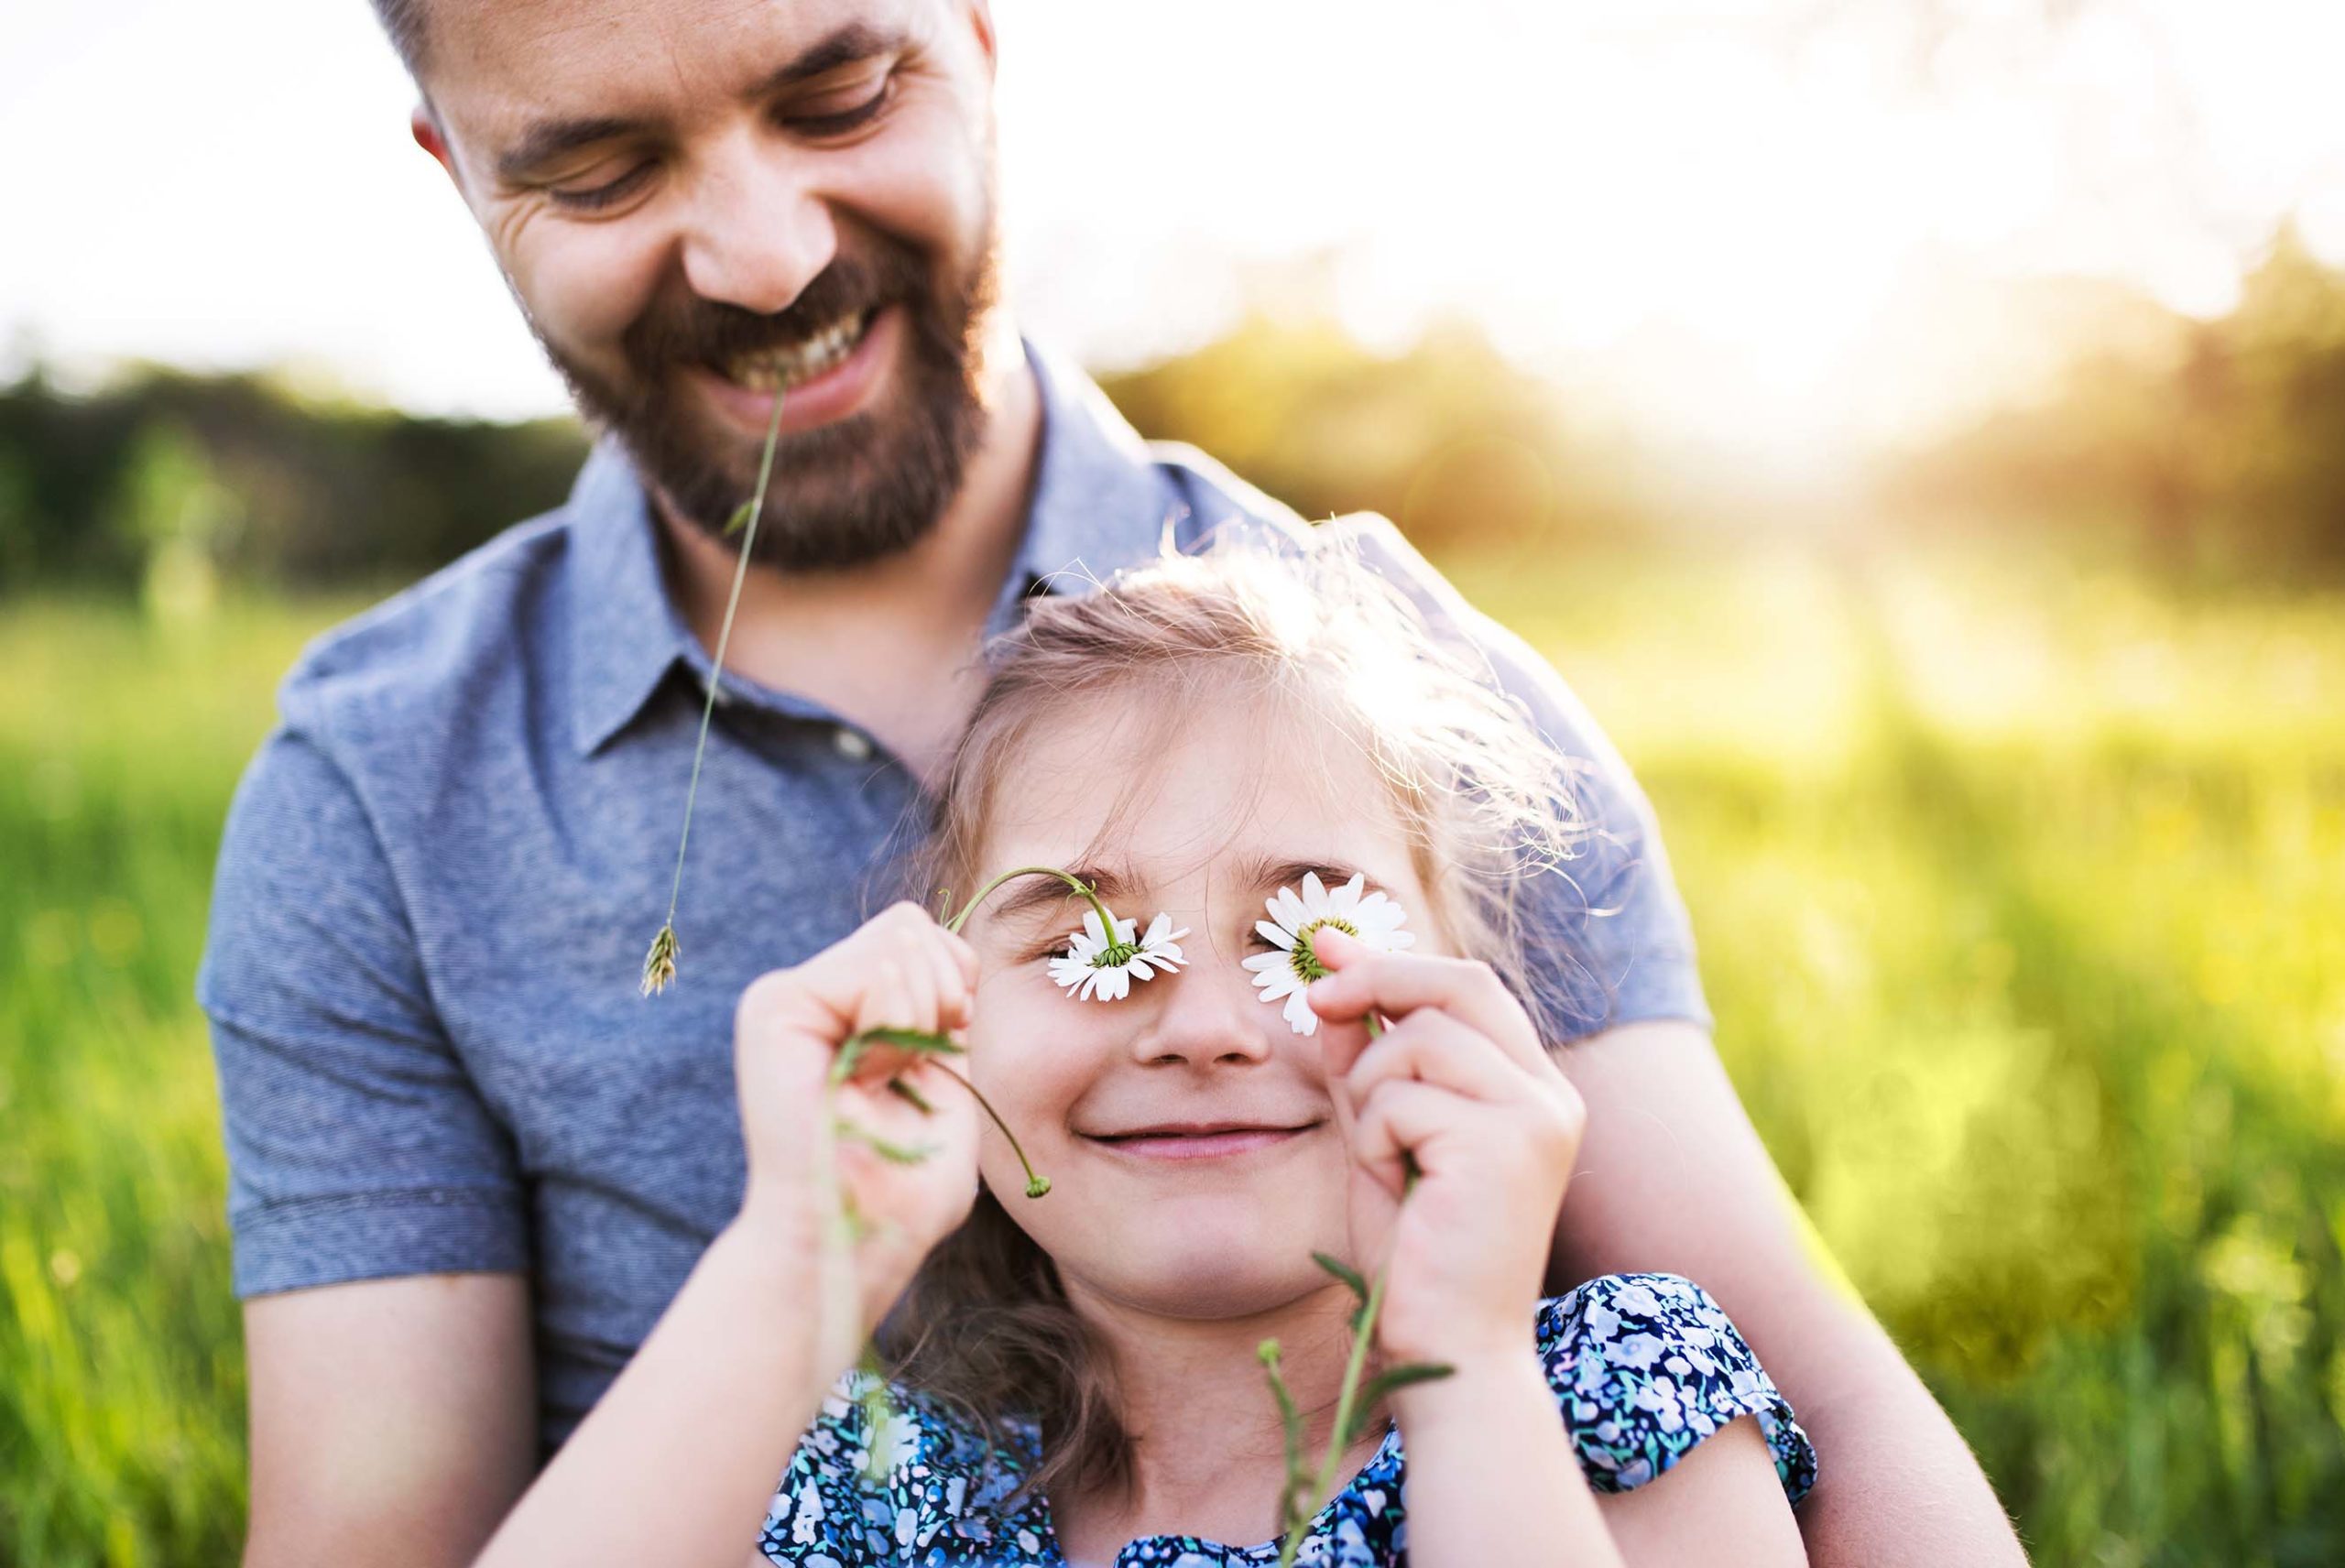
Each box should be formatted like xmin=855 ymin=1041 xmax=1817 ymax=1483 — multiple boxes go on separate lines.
xmin=1290 ymin=916 xmax=1359 ymax=983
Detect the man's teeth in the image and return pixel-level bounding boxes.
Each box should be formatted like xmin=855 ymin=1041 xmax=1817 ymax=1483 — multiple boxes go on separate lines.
xmin=724 ymin=312 xmax=871 ymax=392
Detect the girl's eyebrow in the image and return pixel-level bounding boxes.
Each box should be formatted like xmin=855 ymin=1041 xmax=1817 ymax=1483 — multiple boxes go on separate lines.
xmin=971 ymin=858 xmax=1377 ymax=927
xmin=980 ymin=866 xmax=1132 ymax=927
xmin=1238 ymin=856 xmax=1376 ymax=896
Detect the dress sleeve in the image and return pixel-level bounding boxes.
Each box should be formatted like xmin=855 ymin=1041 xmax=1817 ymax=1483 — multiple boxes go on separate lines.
xmin=759 ymin=1374 xmax=886 ymax=1565
xmin=1538 ymin=1272 xmax=1818 ymax=1504
xmin=759 ymin=1374 xmax=1047 ymax=1565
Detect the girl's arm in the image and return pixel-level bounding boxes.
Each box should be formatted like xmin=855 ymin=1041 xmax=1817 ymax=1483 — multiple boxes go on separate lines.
xmin=1309 ymin=933 xmax=1808 ymax=1568
xmin=1396 ymin=1359 xmax=1805 ymax=1568
xmin=1391 ymin=1354 xmax=1624 ymax=1568
xmin=472 ymin=1208 xmax=834 ymax=1568
xmin=472 ymin=905 xmax=985 ymax=1568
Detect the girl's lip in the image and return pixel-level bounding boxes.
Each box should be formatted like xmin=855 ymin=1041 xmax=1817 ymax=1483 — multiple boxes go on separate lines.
xmin=1086 ymin=1124 xmax=1320 ymax=1162
xmin=685 ymin=301 xmax=900 ymax=438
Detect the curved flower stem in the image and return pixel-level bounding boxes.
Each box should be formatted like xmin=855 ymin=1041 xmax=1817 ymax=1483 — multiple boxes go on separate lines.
xmin=940 ymin=864 xmax=1122 ymax=945
xmin=638 ymin=389 xmax=788 ymax=996
xmin=930 ymin=1061 xmax=1052 ymax=1198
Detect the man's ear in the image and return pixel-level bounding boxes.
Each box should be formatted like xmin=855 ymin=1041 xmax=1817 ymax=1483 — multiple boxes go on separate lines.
xmin=411 ymin=104 xmax=465 ymax=193
xmin=965 ymin=0 xmax=998 ymax=80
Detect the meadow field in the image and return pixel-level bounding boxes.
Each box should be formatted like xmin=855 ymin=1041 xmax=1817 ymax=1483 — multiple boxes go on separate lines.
xmin=4 ymin=545 xmax=2341 ymax=1565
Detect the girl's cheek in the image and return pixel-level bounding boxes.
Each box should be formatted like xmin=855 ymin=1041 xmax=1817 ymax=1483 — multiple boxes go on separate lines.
xmin=968 ymin=977 xmax=1081 ymax=1114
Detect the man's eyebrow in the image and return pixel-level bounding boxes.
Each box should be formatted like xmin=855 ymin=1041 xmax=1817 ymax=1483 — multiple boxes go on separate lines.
xmin=497 ymin=114 xmax=646 ymax=183
xmin=495 ymin=23 xmax=909 ymax=183
xmin=748 ymin=21 xmax=909 ymax=95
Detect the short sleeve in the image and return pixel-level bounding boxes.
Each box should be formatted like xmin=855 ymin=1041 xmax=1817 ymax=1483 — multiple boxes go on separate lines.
xmin=1330 ymin=517 xmax=1710 ymax=1041
xmin=1539 ymin=1272 xmax=1817 ymax=1505
xmin=759 ymin=1374 xmax=1046 ymax=1565
xmin=197 ymin=725 xmax=528 ymax=1297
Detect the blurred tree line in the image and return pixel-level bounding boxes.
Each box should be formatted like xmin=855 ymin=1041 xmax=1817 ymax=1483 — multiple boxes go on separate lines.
xmin=1884 ymin=226 xmax=2345 ymax=579
xmin=5 ymin=224 xmax=2344 ymax=599
xmin=0 ymin=321 xmax=1643 ymax=604
xmin=1097 ymin=316 xmax=1652 ymax=552
xmin=0 ymin=364 xmax=585 ymax=598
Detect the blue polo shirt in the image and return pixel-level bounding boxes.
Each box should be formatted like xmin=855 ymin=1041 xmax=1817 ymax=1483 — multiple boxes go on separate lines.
xmin=197 ymin=345 xmax=1709 ymax=1446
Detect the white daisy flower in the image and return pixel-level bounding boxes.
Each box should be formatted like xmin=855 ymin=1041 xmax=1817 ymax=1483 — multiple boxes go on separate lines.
xmin=1048 ymin=909 xmax=1189 ymax=1001
xmin=1242 ymin=871 xmax=1413 ymax=1035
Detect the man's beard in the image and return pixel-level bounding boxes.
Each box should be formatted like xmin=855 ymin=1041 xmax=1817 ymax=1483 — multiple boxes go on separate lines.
xmin=538 ymin=219 xmax=998 ymax=572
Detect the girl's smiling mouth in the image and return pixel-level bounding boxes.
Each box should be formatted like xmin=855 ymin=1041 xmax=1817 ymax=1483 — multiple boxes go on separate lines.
xmin=1083 ymin=1120 xmax=1325 ymax=1162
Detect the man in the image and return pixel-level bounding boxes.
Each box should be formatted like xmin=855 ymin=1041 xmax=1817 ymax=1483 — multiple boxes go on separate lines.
xmin=202 ymin=1 xmax=2028 ymax=1563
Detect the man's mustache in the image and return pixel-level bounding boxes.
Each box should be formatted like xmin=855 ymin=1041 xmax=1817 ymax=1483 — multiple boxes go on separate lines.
xmin=620 ymin=249 xmax=925 ymax=375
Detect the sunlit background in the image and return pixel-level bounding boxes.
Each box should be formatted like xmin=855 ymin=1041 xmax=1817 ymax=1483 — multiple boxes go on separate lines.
xmin=11 ymin=0 xmax=2345 ymax=444
xmin=5 ymin=2 xmax=2343 ymax=1564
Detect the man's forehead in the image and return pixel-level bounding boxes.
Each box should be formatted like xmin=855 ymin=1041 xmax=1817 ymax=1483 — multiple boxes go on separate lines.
xmin=426 ymin=0 xmax=926 ymax=125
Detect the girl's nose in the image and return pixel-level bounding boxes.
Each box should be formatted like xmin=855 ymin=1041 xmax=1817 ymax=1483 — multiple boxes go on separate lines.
xmin=1127 ymin=957 xmax=1272 ymax=1070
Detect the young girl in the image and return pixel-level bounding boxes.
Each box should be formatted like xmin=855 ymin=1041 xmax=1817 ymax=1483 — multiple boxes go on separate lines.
xmin=474 ymin=543 xmax=1816 ymax=1568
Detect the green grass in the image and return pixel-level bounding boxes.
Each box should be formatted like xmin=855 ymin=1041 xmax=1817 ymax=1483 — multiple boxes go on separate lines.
xmin=1456 ymin=544 xmax=2345 ymax=1565
xmin=0 ymin=596 xmax=372 ymax=1565
xmin=5 ymin=550 xmax=2343 ymax=1564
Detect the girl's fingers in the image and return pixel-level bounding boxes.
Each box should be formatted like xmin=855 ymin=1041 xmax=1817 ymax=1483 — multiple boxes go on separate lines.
xmin=1308 ymin=932 xmax=1544 ymax=1071
xmin=1343 ymin=1008 xmax=1535 ymax=1113
xmin=1314 ymin=1008 xmax=1378 ymax=1085
xmin=921 ymin=926 xmax=975 ymax=1032
xmin=938 ymin=924 xmax=981 ymax=993
xmin=839 ymin=1057 xmax=960 ymax=1142
xmin=1349 ymin=1077 xmax=1475 ymax=1197
xmin=849 ymin=958 xmax=933 ymax=1075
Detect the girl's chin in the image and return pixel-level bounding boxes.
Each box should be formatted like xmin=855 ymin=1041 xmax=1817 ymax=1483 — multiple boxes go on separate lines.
xmin=1078 ymin=1238 xmax=1342 ymax=1323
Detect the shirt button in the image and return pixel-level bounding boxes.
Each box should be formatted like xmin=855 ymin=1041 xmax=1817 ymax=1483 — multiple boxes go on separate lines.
xmin=833 ymin=726 xmax=873 ymax=760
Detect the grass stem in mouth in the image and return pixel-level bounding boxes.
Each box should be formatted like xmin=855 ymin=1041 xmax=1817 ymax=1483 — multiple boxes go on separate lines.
xmin=638 ymin=387 xmax=787 ymax=996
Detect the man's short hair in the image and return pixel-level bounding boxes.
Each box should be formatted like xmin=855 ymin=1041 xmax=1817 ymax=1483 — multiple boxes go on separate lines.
xmin=369 ymin=0 xmax=429 ymax=79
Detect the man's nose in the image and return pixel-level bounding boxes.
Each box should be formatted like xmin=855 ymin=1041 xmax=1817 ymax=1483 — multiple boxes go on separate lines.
xmin=676 ymin=128 xmax=838 ymax=316
xmin=1128 ymin=954 xmax=1275 ymax=1071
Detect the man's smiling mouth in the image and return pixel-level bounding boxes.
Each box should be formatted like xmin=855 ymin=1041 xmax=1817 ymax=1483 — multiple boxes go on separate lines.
xmin=714 ymin=307 xmax=876 ymax=393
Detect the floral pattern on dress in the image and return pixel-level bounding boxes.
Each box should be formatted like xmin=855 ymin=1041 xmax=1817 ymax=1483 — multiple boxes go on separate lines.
xmin=758 ymin=1271 xmax=1816 ymax=1567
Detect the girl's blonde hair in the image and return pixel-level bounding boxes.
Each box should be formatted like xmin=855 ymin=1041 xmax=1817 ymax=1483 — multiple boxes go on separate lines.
xmin=881 ymin=531 xmax=1603 ymax=1501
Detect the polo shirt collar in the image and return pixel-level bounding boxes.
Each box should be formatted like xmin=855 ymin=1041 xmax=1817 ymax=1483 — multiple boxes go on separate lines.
xmin=567 ymin=339 xmax=1178 ymax=757
xmin=568 ymin=435 xmax=697 ymax=757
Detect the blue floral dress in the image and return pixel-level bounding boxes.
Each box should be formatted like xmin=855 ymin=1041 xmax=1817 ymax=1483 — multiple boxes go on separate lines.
xmin=759 ymin=1272 xmax=1816 ymax=1567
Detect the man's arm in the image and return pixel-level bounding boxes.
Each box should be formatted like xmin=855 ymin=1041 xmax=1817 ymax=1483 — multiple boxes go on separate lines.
xmin=1551 ymin=1019 xmax=2029 ymax=1567
xmin=242 ymin=1275 xmax=536 ymax=1568
xmin=203 ymin=723 xmax=538 ymax=1562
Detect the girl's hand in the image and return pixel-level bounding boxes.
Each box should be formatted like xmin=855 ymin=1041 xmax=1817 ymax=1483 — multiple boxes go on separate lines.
xmin=1307 ymin=929 xmax=1587 ymax=1376
xmin=730 ymin=902 xmax=983 ymax=1350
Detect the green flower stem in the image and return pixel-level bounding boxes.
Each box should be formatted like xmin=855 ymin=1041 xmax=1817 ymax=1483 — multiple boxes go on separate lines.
xmin=829 ymin=1033 xmax=1049 ymax=1197
xmin=639 ymin=388 xmax=788 ymax=996
xmin=931 ymin=1061 xmax=1052 ymax=1199
xmin=1273 ymin=1164 xmax=1419 ymax=1568
xmin=1288 ymin=1233 xmax=1395 ymax=1563
xmin=942 ymin=864 xmax=1126 ymax=953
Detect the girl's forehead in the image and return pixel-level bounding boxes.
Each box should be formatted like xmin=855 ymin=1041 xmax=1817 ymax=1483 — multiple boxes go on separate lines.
xmin=978 ymin=692 xmax=1418 ymax=891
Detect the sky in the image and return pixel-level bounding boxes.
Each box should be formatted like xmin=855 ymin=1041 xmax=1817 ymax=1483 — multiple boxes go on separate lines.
xmin=7 ymin=0 xmax=2344 ymax=462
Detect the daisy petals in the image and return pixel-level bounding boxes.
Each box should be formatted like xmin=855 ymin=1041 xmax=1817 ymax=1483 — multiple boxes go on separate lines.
xmin=1282 ymin=988 xmax=1320 ymax=1036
